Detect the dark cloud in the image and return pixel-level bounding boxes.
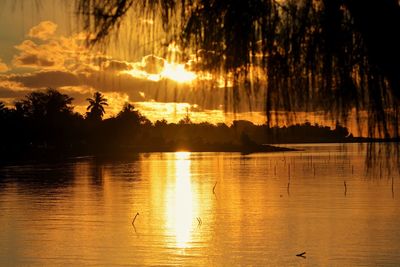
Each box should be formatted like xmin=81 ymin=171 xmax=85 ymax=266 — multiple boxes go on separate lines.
xmin=102 ymin=60 xmax=132 ymax=72
xmin=139 ymin=55 xmax=165 ymax=74
xmin=9 ymin=70 xmax=80 ymax=89
xmin=13 ymin=54 xmax=55 ymax=68
xmin=0 ymin=87 xmax=28 ymax=98
xmin=0 ymin=70 xmax=232 ymax=111
xmin=12 ymin=39 xmax=65 ymax=69
xmin=1 ymin=67 xmax=263 ymax=112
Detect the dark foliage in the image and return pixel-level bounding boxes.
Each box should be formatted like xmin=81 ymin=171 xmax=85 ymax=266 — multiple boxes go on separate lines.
xmin=76 ymin=0 xmax=400 ymax=138
xmin=0 ymin=88 xmax=361 ymax=161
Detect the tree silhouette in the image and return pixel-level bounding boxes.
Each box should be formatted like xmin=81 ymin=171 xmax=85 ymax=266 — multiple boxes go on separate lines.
xmin=155 ymin=119 xmax=168 ymax=127
xmin=117 ymin=103 xmax=139 ymax=123
xmin=76 ymin=0 xmax=400 ymax=138
xmin=115 ymin=102 xmax=150 ymax=125
xmin=9 ymin=88 xmax=80 ymax=149
xmin=178 ymin=108 xmax=192 ymax=125
xmin=15 ymin=88 xmax=74 ymax=119
xmin=0 ymin=101 xmax=10 ymax=123
xmin=1 ymin=87 xmax=385 ymax=160
xmin=86 ymin=92 xmax=108 ymax=121
xmin=0 ymin=101 xmax=6 ymax=116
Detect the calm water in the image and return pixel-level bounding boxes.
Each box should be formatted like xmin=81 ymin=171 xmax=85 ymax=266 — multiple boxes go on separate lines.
xmin=1 ymin=144 xmax=400 ymax=266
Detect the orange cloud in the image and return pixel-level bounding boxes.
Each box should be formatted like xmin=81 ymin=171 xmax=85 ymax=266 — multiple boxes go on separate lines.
xmin=140 ymin=55 xmax=165 ymax=74
xmin=0 ymin=58 xmax=8 ymax=72
xmin=101 ymin=59 xmax=132 ymax=72
xmin=123 ymin=54 xmax=198 ymax=83
xmin=28 ymin=20 xmax=58 ymax=40
xmin=13 ymin=40 xmax=65 ymax=69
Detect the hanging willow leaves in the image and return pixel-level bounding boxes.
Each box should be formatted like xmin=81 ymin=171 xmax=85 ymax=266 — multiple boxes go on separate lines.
xmin=76 ymin=0 xmax=400 ymax=138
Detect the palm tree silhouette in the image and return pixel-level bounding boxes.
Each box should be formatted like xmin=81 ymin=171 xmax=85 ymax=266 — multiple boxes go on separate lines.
xmin=86 ymin=92 xmax=108 ymax=121
xmin=0 ymin=101 xmax=7 ymax=119
xmin=0 ymin=101 xmax=5 ymax=112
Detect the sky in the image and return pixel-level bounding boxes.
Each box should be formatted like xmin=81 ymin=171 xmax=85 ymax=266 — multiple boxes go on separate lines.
xmin=0 ymin=0 xmax=346 ymax=129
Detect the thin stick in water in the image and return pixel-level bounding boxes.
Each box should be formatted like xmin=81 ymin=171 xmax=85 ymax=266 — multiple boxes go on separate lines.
xmin=296 ymin=252 xmax=306 ymax=258
xmin=344 ymin=181 xmax=347 ymax=197
xmin=213 ymin=182 xmax=217 ymax=194
xmin=132 ymin=212 xmax=139 ymax=226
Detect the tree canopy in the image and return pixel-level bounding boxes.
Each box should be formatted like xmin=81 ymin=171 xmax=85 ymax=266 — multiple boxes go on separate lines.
xmin=15 ymin=88 xmax=74 ymax=119
xmin=76 ymin=0 xmax=400 ymax=138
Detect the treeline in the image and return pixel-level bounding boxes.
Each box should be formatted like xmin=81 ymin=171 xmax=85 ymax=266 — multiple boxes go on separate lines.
xmin=0 ymin=88 xmax=355 ymax=160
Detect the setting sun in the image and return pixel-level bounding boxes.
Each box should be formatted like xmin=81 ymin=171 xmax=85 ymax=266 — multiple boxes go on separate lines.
xmin=161 ymin=62 xmax=197 ymax=84
xmin=121 ymin=59 xmax=197 ymax=84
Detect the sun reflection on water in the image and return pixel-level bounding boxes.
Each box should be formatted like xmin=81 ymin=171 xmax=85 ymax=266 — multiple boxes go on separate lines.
xmin=166 ymin=152 xmax=197 ymax=249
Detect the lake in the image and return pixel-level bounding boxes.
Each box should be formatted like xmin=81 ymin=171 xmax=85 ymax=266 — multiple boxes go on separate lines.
xmin=1 ymin=143 xmax=400 ymax=266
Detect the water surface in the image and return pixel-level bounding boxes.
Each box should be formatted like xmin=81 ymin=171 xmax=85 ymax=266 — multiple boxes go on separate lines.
xmin=1 ymin=144 xmax=400 ymax=266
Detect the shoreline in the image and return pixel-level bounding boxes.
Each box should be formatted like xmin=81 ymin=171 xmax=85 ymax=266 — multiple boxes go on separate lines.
xmin=1 ymin=140 xmax=398 ymax=164
xmin=0 ymin=144 xmax=296 ymax=164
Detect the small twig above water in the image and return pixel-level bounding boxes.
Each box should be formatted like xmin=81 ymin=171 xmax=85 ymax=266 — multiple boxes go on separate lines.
xmin=132 ymin=212 xmax=139 ymax=226
xmin=213 ymin=182 xmax=217 ymax=194
xmin=196 ymin=217 xmax=202 ymax=226
xmin=296 ymin=252 xmax=306 ymax=258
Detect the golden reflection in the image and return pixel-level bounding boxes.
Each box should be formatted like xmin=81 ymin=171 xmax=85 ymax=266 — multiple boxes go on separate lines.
xmin=166 ymin=152 xmax=197 ymax=248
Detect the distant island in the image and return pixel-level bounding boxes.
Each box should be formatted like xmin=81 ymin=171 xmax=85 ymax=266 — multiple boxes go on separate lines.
xmin=0 ymin=88 xmax=394 ymax=162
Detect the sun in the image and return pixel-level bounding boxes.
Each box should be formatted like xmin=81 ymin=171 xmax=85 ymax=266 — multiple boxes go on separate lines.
xmin=121 ymin=57 xmax=197 ymax=84
xmin=161 ymin=62 xmax=197 ymax=84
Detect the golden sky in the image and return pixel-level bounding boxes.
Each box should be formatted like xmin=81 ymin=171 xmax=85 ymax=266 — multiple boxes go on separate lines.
xmin=0 ymin=0 xmax=271 ymax=125
xmin=0 ymin=0 xmax=363 ymax=134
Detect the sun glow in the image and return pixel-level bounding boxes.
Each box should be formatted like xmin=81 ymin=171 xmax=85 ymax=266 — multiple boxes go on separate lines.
xmin=161 ymin=62 xmax=197 ymax=84
xmin=121 ymin=56 xmax=197 ymax=84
